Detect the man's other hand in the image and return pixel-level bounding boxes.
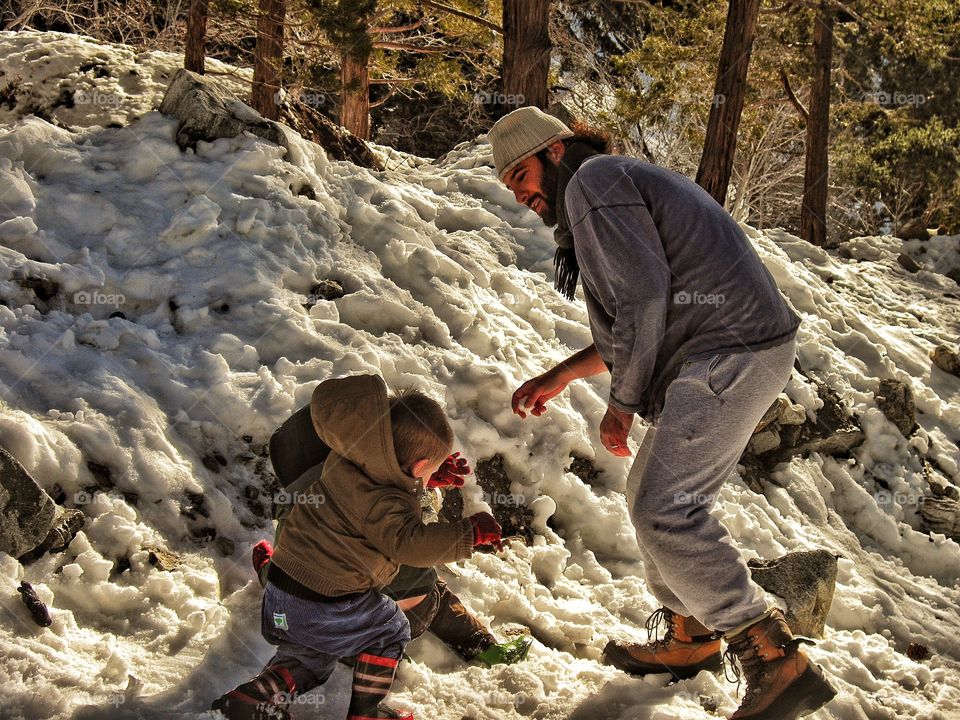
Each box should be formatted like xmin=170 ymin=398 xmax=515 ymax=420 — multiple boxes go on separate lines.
xmin=600 ymin=405 xmax=634 ymax=456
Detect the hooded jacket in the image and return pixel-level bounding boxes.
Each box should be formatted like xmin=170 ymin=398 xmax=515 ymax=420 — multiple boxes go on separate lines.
xmin=269 ymin=374 xmax=475 ymax=597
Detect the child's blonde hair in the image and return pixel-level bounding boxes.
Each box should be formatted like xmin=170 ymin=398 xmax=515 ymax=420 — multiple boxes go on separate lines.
xmin=389 ymin=388 xmax=453 ymax=469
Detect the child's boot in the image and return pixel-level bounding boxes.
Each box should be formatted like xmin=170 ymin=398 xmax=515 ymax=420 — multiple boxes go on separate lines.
xmin=211 ymin=664 xmax=295 ymax=720
xmin=347 ymin=653 xmax=413 ymax=720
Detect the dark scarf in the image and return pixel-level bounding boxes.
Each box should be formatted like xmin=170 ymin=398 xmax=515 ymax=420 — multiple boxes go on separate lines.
xmin=552 ymin=141 xmax=602 ymax=300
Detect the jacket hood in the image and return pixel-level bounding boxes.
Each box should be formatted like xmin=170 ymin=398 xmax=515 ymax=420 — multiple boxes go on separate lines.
xmin=310 ymin=374 xmax=416 ymax=492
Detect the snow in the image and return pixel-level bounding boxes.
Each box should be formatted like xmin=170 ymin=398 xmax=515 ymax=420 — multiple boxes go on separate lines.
xmin=1 ymin=29 xmax=959 ymax=720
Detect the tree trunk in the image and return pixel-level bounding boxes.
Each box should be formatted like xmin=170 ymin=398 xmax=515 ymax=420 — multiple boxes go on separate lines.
xmin=184 ymin=0 xmax=208 ymax=74
xmin=695 ymin=0 xmax=761 ymax=206
xmin=340 ymin=50 xmax=371 ymax=139
xmin=800 ymin=2 xmax=834 ymax=247
xmin=251 ymin=0 xmax=285 ymax=121
xmin=501 ymin=0 xmax=551 ymax=113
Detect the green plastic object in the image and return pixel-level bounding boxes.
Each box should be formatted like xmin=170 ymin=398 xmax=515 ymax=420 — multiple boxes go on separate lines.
xmin=473 ymin=635 xmax=533 ymax=667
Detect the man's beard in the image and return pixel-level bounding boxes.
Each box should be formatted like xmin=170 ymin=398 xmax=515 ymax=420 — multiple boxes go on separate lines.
xmin=535 ymin=156 xmax=560 ymax=226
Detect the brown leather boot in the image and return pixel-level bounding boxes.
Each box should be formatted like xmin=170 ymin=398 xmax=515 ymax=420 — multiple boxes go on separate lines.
xmin=602 ymin=607 xmax=722 ymax=680
xmin=724 ymin=609 xmax=837 ymax=720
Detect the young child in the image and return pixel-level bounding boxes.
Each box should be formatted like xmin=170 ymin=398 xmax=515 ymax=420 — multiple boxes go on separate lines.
xmin=257 ymin=401 xmax=531 ymax=672
xmin=211 ymin=374 xmax=502 ymax=720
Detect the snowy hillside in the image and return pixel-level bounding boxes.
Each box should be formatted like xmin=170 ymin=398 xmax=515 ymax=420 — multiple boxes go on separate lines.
xmin=1 ymin=31 xmax=960 ymax=720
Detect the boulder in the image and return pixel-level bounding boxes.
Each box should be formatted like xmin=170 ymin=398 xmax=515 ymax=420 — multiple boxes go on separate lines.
xmin=925 ymin=467 xmax=960 ymax=501
xmin=748 ymin=550 xmax=838 ymax=638
xmin=747 ymin=383 xmax=864 ymax=467
xmin=0 ymin=446 xmax=57 ymax=558
xmin=158 ymin=69 xmax=383 ymax=170
xmin=159 ymin=68 xmax=288 ymax=152
xmin=895 ymin=218 xmax=930 ymax=241
xmin=748 ymin=428 xmax=781 ymax=455
xmin=875 ymin=379 xmax=916 ymax=437
xmin=896 ymin=253 xmax=921 ymax=273
xmin=278 ymin=100 xmax=383 ymax=170
xmin=18 ymin=506 xmax=85 ymax=563
xmin=919 ymin=496 xmax=960 ymax=541
xmin=931 ymin=345 xmax=960 ymax=377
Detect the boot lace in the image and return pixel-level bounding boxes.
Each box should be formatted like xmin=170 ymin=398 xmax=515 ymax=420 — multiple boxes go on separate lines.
xmin=722 ymin=638 xmax=760 ymax=696
xmin=644 ymin=607 xmax=676 ymax=647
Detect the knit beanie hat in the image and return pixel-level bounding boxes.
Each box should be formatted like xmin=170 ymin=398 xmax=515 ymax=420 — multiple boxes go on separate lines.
xmin=487 ymin=107 xmax=574 ymax=180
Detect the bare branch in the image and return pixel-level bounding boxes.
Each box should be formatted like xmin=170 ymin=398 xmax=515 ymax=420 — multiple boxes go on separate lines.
xmin=779 ymin=67 xmax=809 ymax=121
xmin=369 ymin=18 xmax=424 ymax=34
xmin=372 ymin=40 xmax=486 ymax=54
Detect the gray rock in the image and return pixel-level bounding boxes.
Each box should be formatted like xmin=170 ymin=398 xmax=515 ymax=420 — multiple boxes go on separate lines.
xmin=748 ymin=550 xmax=838 ymax=638
xmin=926 ymin=470 xmax=960 ymax=501
xmin=919 ymin=496 xmax=960 ymax=540
xmin=0 ymin=446 xmax=57 ymax=558
xmin=946 ymin=267 xmax=960 ymax=286
xmin=896 ymin=218 xmax=930 ymax=241
xmin=875 ymin=379 xmax=916 ymax=437
xmin=18 ymin=506 xmax=85 ymax=562
xmin=146 ymin=545 xmax=181 ymax=572
xmin=779 ymin=402 xmax=807 ymax=426
xmin=771 ymin=383 xmax=865 ymax=462
xmin=749 ymin=428 xmax=781 ymax=455
xmin=931 ymin=345 xmax=960 ymax=377
xmin=159 ymin=68 xmax=289 ymax=152
xmin=897 ymin=253 xmax=921 ymax=273
xmin=755 ymin=396 xmax=789 ymax=434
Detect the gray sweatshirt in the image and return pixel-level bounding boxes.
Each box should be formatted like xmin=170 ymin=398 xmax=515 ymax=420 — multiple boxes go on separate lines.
xmin=563 ymin=155 xmax=800 ymax=420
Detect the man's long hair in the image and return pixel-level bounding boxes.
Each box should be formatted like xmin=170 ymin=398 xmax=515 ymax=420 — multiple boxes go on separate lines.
xmin=536 ymin=120 xmax=613 ymax=300
xmin=564 ymin=121 xmax=612 ymax=154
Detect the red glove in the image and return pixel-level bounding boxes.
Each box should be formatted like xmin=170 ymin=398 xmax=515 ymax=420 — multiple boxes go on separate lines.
xmin=469 ymin=512 xmax=503 ymax=551
xmin=427 ymin=452 xmax=471 ymax=489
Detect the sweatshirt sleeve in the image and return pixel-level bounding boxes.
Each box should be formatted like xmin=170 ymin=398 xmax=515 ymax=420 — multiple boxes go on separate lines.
xmin=567 ymin=173 xmax=672 ymax=414
xmin=363 ymin=491 xmax=475 ymax=567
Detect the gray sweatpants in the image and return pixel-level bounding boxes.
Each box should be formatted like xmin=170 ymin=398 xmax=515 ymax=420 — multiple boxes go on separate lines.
xmin=625 ymin=337 xmax=797 ymax=634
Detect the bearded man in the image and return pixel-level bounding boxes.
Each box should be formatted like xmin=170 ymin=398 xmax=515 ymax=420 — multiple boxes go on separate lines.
xmin=487 ymin=107 xmax=836 ymax=720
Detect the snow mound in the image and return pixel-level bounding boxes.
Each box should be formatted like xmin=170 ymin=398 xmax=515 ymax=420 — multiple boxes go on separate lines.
xmin=1 ymin=30 xmax=959 ymax=720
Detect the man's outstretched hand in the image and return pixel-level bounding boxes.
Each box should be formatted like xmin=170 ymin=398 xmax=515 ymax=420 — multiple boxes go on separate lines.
xmin=427 ymin=452 xmax=471 ymax=489
xmin=512 ymin=369 xmax=570 ymax=419
xmin=600 ymin=405 xmax=634 ymax=457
